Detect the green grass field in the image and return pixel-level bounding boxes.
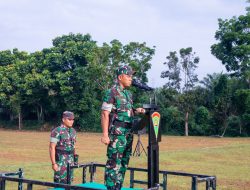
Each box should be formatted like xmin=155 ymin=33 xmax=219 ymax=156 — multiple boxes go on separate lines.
xmin=0 ymin=129 xmax=250 ymax=190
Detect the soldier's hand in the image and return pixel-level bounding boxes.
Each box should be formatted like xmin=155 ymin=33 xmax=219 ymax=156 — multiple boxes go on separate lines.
xmin=135 ymin=108 xmax=145 ymax=114
xmin=74 ymin=144 xmax=78 ymax=150
xmin=101 ymin=135 xmax=110 ymax=145
xmin=52 ymin=163 xmax=59 ymax=172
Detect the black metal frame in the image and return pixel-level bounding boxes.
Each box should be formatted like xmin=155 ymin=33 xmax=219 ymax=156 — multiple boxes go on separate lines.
xmin=0 ymin=176 xmax=98 ymax=190
xmin=67 ymin=162 xmax=216 ymax=190
xmin=0 ymin=168 xmax=23 ymax=190
xmin=0 ymin=167 xmax=99 ymax=190
xmin=0 ymin=163 xmax=216 ymax=190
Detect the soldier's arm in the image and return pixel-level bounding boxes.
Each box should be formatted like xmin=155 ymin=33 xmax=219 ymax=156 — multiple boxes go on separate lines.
xmin=101 ymin=89 xmax=115 ymax=145
xmin=49 ymin=142 xmax=59 ymax=171
xmin=101 ymin=110 xmax=110 ymax=145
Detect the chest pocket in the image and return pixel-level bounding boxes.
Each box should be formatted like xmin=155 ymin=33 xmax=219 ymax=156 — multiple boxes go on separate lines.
xmin=119 ymin=98 xmax=127 ymax=111
xmin=58 ymin=132 xmax=75 ymax=147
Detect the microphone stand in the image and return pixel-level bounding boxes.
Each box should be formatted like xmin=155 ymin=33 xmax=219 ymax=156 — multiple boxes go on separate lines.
xmin=132 ymin=83 xmax=154 ymax=157
xmin=149 ymin=89 xmax=157 ymax=105
xmin=132 ymin=129 xmax=147 ymax=156
xmin=133 ymin=88 xmax=157 ymax=157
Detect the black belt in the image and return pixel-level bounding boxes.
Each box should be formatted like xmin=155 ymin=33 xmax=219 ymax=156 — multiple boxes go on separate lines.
xmin=56 ymin=149 xmax=74 ymax=155
xmin=113 ymin=120 xmax=132 ymax=128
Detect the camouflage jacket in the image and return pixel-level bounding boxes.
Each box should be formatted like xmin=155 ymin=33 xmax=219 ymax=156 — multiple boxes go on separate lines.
xmin=102 ymin=84 xmax=134 ymax=123
xmin=50 ymin=125 xmax=76 ymax=152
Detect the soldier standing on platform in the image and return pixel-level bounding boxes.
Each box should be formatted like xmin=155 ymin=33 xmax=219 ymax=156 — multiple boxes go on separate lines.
xmin=101 ymin=65 xmax=145 ymax=190
xmin=49 ymin=111 xmax=77 ymax=184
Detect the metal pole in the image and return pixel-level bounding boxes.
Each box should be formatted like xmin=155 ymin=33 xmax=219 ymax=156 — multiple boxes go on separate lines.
xmin=18 ymin=168 xmax=23 ymax=190
xmin=212 ymin=177 xmax=217 ymax=190
xmin=148 ymin=110 xmax=153 ymax=188
xmin=89 ymin=164 xmax=95 ymax=182
xmin=192 ymin=176 xmax=198 ymax=190
xmin=130 ymin=170 xmax=134 ymax=188
xmin=206 ymin=179 xmax=209 ymax=190
xmin=82 ymin=167 xmax=86 ymax=184
xmin=163 ymin=173 xmax=167 ymax=190
xmin=0 ymin=178 xmax=6 ymax=190
xmin=27 ymin=183 xmax=32 ymax=190
xmin=146 ymin=105 xmax=160 ymax=189
xmin=67 ymin=163 xmax=71 ymax=184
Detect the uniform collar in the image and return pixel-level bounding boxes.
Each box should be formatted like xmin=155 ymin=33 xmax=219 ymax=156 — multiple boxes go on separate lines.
xmin=116 ymin=83 xmax=126 ymax=92
xmin=61 ymin=124 xmax=70 ymax=129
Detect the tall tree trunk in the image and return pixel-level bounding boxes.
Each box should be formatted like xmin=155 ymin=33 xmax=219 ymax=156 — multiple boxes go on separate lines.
xmin=221 ymin=119 xmax=228 ymax=137
xmin=221 ymin=112 xmax=229 ymax=137
xmin=185 ymin=111 xmax=189 ymax=136
xmin=10 ymin=113 xmax=14 ymax=121
xmin=18 ymin=111 xmax=22 ymax=130
xmin=239 ymin=121 xmax=242 ymax=135
xmin=37 ymin=104 xmax=44 ymax=122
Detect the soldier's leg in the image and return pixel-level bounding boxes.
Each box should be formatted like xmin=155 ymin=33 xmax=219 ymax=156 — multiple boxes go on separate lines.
xmin=69 ymin=154 xmax=75 ymax=182
xmin=54 ymin=154 xmax=74 ymax=184
xmin=119 ymin=133 xmax=133 ymax=186
xmin=54 ymin=155 xmax=68 ymax=184
xmin=105 ymin=134 xmax=126 ymax=190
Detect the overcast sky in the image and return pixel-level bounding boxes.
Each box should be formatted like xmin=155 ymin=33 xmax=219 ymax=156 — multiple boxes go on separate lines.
xmin=0 ymin=0 xmax=247 ymax=87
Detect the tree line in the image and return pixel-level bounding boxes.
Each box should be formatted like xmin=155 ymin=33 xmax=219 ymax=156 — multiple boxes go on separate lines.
xmin=0 ymin=12 xmax=249 ymax=137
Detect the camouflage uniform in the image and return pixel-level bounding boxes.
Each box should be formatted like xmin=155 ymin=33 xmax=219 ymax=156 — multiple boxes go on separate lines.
xmin=50 ymin=124 xmax=76 ymax=183
xmin=102 ymin=83 xmax=135 ymax=190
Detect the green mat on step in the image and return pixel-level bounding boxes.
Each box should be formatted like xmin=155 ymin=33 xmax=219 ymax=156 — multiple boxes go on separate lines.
xmin=49 ymin=182 xmax=144 ymax=190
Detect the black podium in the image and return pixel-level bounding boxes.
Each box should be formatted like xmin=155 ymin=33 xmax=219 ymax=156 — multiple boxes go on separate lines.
xmin=132 ymin=103 xmax=161 ymax=189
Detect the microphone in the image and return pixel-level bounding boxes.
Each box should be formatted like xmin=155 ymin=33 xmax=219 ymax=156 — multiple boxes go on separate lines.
xmin=132 ymin=79 xmax=154 ymax=91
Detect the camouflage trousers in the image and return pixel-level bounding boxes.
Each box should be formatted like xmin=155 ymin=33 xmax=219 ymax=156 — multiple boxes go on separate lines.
xmin=54 ymin=153 xmax=74 ymax=184
xmin=105 ymin=124 xmax=133 ymax=190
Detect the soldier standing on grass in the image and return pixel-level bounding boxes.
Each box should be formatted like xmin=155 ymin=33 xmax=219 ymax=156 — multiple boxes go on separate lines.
xmin=101 ymin=65 xmax=145 ymax=190
xmin=49 ymin=111 xmax=77 ymax=184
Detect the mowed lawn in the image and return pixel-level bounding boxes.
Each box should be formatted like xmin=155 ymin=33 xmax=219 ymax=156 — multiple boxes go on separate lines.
xmin=0 ymin=129 xmax=250 ymax=190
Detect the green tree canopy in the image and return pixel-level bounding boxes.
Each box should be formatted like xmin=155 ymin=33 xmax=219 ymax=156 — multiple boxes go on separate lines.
xmin=211 ymin=14 xmax=250 ymax=82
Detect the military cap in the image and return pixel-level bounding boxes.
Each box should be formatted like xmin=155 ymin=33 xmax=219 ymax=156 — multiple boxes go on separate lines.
xmin=62 ymin=111 xmax=74 ymax=119
xmin=116 ymin=65 xmax=136 ymax=76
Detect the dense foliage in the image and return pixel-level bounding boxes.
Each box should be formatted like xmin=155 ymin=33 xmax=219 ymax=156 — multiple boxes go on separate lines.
xmin=0 ymin=10 xmax=249 ymax=136
xmin=0 ymin=33 xmax=155 ymax=132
